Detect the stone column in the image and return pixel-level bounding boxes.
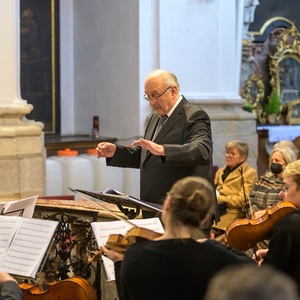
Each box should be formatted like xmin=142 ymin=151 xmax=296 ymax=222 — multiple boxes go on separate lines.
xmin=0 ymin=0 xmax=45 ymax=199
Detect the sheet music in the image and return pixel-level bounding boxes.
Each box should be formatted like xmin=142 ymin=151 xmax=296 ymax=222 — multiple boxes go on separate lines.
xmin=0 ymin=216 xmax=58 ymax=278
xmin=91 ymin=217 xmax=164 ymax=282
xmin=0 ymin=217 xmax=22 ymax=263
xmin=0 ymin=195 xmax=38 ymax=218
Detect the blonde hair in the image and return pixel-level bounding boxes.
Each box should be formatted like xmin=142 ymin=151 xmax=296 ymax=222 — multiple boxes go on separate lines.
xmin=265 ymin=142 xmax=298 ymax=178
xmin=168 ymin=176 xmax=214 ymax=237
xmin=282 ymin=160 xmax=300 ymax=190
xmin=273 ymin=140 xmax=299 ymax=156
xmin=226 ymin=140 xmax=249 ymax=159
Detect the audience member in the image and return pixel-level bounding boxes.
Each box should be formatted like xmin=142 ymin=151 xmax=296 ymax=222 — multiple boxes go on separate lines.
xmin=100 ymin=176 xmax=253 ymax=300
xmin=247 ymin=140 xmax=298 ymax=219
xmin=213 ymin=140 xmax=257 ymax=232
xmin=204 ymin=264 xmax=299 ymax=300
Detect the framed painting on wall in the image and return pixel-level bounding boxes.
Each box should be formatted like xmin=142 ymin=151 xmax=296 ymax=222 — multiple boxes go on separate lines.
xmin=20 ymin=0 xmax=60 ymax=134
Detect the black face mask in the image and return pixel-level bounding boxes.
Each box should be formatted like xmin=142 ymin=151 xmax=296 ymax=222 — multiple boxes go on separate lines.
xmin=270 ymin=162 xmax=283 ymax=175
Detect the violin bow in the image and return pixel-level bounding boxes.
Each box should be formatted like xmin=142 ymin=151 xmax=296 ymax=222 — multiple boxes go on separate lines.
xmin=239 ymin=167 xmax=259 ymax=262
xmin=239 ymin=167 xmax=254 ymax=218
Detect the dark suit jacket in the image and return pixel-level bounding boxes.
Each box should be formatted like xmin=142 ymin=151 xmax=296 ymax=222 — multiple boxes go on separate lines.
xmin=0 ymin=281 xmax=24 ymax=300
xmin=107 ymin=97 xmax=220 ymax=222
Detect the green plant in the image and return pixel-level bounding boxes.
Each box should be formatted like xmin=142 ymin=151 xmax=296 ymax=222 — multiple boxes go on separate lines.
xmin=242 ymin=102 xmax=254 ymax=113
xmin=265 ymin=91 xmax=281 ymax=114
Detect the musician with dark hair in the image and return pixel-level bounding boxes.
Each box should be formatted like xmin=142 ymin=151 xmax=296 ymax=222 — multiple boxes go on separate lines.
xmin=0 ymin=272 xmax=23 ymax=300
xmin=213 ymin=140 xmax=258 ymax=232
xmin=100 ymin=176 xmax=253 ymax=300
xmin=254 ymin=160 xmax=300 ymax=295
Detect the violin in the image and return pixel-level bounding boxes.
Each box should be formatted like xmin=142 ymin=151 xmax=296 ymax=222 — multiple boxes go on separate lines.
xmin=19 ymin=277 xmax=97 ymax=300
xmin=89 ymin=227 xmax=162 ymax=262
xmin=224 ymin=201 xmax=297 ymax=251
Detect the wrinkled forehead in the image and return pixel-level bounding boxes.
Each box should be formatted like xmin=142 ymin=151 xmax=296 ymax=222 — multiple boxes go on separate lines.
xmin=226 ymin=146 xmax=239 ymax=153
xmin=144 ymin=76 xmax=165 ymax=92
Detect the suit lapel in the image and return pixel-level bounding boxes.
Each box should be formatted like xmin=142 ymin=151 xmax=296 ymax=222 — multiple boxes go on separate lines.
xmin=141 ymin=98 xmax=187 ymax=164
xmin=154 ymin=98 xmax=186 ymax=142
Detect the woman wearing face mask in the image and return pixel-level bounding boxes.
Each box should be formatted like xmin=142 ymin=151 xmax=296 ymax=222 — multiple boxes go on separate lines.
xmin=247 ymin=140 xmax=298 ymax=219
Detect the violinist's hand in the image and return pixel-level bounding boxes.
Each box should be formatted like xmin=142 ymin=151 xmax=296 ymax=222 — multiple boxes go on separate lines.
xmin=252 ymin=248 xmax=268 ymax=266
xmin=131 ymin=138 xmax=165 ymax=156
xmin=96 ymin=142 xmax=116 ymax=158
xmin=100 ymin=245 xmax=124 ymax=263
xmin=253 ymin=209 xmax=266 ymax=219
xmin=0 ymin=272 xmax=17 ymax=284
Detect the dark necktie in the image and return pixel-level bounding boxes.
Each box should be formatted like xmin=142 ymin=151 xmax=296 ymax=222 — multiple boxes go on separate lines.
xmin=153 ymin=115 xmax=168 ymax=140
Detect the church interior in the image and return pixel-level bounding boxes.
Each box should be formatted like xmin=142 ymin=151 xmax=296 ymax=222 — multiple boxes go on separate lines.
xmin=1 ymin=0 xmax=300 ymax=299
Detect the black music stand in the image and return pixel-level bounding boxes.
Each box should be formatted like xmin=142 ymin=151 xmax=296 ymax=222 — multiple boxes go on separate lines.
xmin=74 ymin=188 xmax=163 ymax=219
xmin=0 ymin=208 xmax=25 ymax=217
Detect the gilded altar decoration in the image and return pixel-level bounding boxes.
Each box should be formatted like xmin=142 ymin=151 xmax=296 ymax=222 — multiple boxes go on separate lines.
xmin=243 ymin=73 xmax=266 ymax=123
xmin=242 ymin=23 xmax=300 ymax=124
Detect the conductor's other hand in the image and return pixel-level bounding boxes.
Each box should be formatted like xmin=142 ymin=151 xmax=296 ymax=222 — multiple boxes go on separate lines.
xmin=97 ymin=142 xmax=116 ymax=158
xmin=132 ymin=138 xmax=165 ymax=156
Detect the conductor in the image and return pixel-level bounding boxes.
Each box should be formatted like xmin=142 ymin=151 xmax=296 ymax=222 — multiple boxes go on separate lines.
xmin=96 ymin=69 xmax=219 ymax=233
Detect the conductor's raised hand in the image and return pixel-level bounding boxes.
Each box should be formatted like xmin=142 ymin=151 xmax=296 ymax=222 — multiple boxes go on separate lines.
xmin=96 ymin=142 xmax=117 ymax=158
xmin=131 ymin=138 xmax=165 ymax=156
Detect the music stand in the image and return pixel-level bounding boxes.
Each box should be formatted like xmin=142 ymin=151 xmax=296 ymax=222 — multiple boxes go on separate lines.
xmin=74 ymin=189 xmax=163 ymax=219
xmin=0 ymin=208 xmax=25 ymax=217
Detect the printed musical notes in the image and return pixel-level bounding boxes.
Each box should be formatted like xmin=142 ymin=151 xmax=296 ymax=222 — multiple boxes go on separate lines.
xmin=0 ymin=216 xmax=58 ymax=278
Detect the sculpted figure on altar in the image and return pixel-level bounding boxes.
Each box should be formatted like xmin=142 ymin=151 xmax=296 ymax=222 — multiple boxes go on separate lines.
xmin=243 ymin=0 xmax=260 ymax=41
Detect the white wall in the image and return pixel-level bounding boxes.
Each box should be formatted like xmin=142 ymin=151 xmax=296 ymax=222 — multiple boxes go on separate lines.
xmin=58 ymin=1 xmax=257 ymax=172
xmin=60 ymin=0 xmax=141 ymax=142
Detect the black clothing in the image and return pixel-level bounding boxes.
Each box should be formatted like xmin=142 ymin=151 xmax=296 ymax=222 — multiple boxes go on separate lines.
xmin=114 ymin=238 xmax=253 ymax=300
xmin=107 ymin=97 xmax=219 ymax=224
xmin=264 ymin=210 xmax=300 ymax=293
xmin=0 ymin=281 xmax=24 ymax=300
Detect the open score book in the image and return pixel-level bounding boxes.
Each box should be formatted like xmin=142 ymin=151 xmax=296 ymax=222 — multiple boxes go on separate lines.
xmin=0 ymin=216 xmax=58 ymax=278
xmin=91 ymin=217 xmax=164 ymax=282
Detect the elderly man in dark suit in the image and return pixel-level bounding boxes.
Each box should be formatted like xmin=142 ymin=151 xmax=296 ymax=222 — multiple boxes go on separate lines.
xmin=97 ymin=69 xmax=219 ymax=233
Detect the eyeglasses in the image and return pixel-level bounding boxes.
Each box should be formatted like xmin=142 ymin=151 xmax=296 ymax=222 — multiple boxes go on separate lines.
xmin=223 ymin=150 xmax=237 ymax=157
xmin=144 ymin=86 xmax=172 ymax=102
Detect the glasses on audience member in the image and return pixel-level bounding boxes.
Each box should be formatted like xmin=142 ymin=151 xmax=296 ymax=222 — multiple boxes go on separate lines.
xmin=144 ymin=86 xmax=172 ymax=102
xmin=223 ymin=150 xmax=237 ymax=157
